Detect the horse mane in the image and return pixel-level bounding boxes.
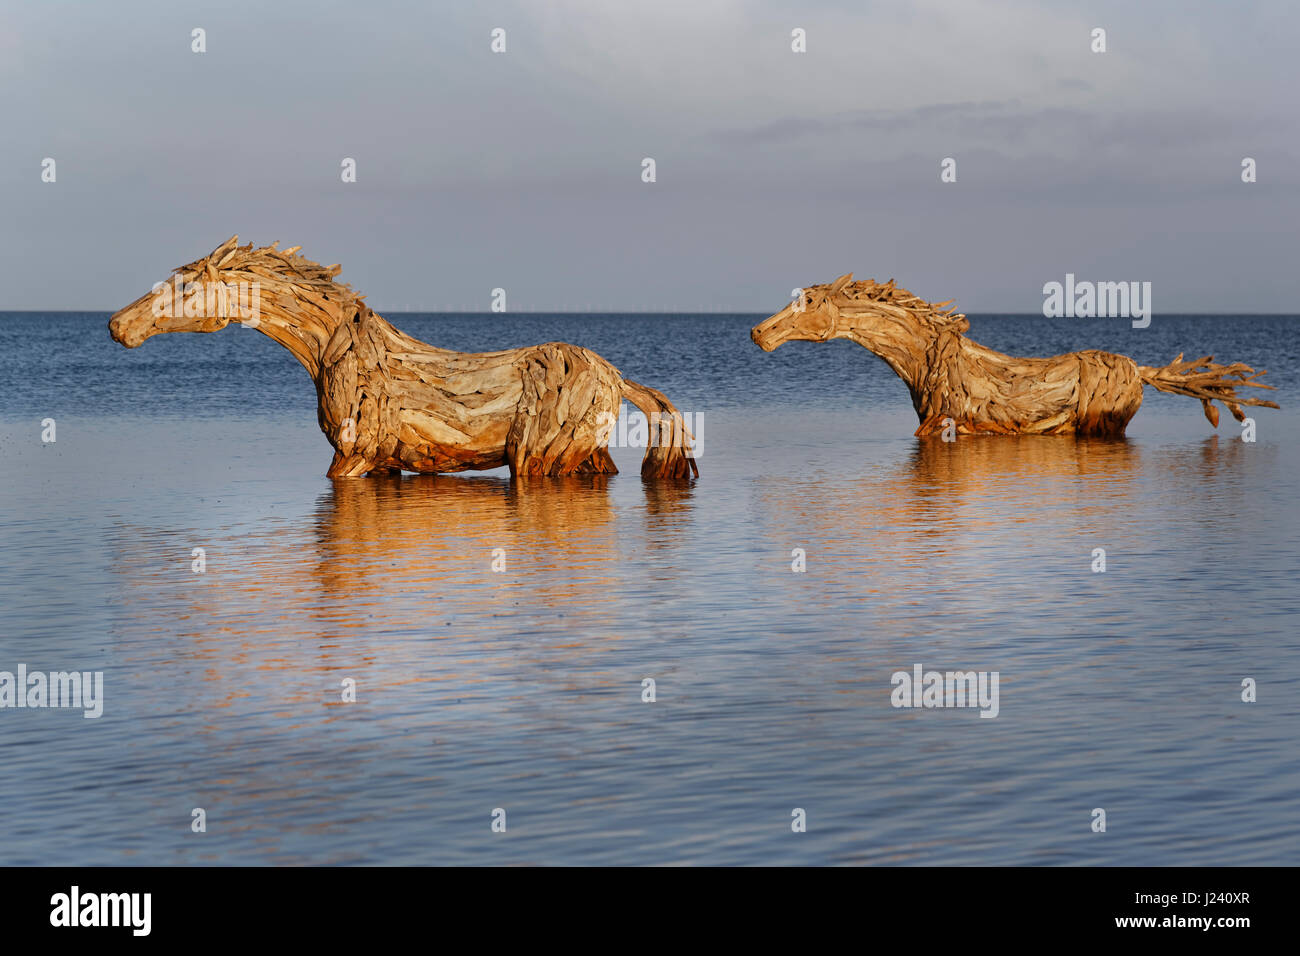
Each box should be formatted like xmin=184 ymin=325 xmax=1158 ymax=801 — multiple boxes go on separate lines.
xmin=826 ymin=277 xmax=967 ymax=330
xmin=177 ymin=235 xmax=360 ymax=303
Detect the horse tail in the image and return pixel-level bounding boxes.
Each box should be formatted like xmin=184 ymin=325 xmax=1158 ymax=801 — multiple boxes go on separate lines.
xmin=1137 ymin=353 xmax=1279 ymax=427
xmin=620 ymin=380 xmax=699 ymax=479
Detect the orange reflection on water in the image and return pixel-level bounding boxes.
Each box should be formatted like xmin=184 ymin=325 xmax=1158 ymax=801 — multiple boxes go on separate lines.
xmin=109 ymin=473 xmax=696 ymax=720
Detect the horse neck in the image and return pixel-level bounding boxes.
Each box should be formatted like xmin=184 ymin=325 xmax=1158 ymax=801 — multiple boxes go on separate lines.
xmin=838 ymin=305 xmax=940 ymax=388
xmin=246 ymin=275 xmax=357 ymax=378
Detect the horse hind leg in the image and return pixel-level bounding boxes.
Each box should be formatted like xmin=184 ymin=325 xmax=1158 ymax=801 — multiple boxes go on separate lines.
xmin=507 ymin=353 xmax=622 ymax=477
xmin=506 ymin=421 xmax=616 ymax=477
xmin=576 ymin=445 xmax=618 ymax=475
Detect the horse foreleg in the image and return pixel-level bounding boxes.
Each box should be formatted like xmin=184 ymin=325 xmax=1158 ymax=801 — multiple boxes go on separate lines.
xmin=326 ymin=450 xmax=376 ymax=478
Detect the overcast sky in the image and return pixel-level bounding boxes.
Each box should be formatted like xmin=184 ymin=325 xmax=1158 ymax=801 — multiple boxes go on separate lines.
xmin=2 ymin=0 xmax=1297 ymax=312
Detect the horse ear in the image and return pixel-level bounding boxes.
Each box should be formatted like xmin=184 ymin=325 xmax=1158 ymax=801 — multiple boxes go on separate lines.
xmin=829 ymin=273 xmax=854 ymax=295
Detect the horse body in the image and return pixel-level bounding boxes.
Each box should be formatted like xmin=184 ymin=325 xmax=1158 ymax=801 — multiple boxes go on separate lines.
xmin=318 ymin=306 xmax=630 ymax=477
xmin=910 ymin=336 xmax=1144 ymax=437
xmin=109 ymin=236 xmax=696 ymax=479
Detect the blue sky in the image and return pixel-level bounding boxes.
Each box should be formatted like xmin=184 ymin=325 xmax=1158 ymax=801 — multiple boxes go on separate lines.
xmin=2 ymin=0 xmax=1297 ymax=311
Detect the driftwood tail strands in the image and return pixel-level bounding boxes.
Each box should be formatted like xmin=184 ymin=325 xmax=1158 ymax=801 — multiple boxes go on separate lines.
xmin=752 ymin=274 xmax=1279 ymax=437
xmin=109 ymin=236 xmax=698 ymax=479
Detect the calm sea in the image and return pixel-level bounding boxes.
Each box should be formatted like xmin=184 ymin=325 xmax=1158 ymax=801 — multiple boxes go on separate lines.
xmin=1 ymin=312 xmax=1296 ymax=865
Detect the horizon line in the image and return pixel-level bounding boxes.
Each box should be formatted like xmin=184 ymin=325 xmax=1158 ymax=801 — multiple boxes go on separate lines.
xmin=4 ymin=309 xmax=1300 ymax=317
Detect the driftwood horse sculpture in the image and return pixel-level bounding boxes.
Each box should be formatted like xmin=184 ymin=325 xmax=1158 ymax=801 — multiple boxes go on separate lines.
xmin=109 ymin=236 xmax=697 ymax=478
xmin=752 ymin=274 xmax=1278 ymax=437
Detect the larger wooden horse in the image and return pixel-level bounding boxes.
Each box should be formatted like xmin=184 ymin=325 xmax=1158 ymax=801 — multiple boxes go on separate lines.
xmin=752 ymin=274 xmax=1277 ymax=437
xmin=109 ymin=236 xmax=697 ymax=479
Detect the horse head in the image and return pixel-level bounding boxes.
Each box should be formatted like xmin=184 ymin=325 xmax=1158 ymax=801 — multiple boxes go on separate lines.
xmin=751 ymin=274 xmax=968 ymax=353
xmin=108 ymin=236 xmax=346 ymax=348
xmin=750 ymin=273 xmax=856 ymax=351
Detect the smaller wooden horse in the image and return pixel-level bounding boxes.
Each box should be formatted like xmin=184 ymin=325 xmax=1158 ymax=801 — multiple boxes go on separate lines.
xmin=752 ymin=274 xmax=1277 ymax=437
